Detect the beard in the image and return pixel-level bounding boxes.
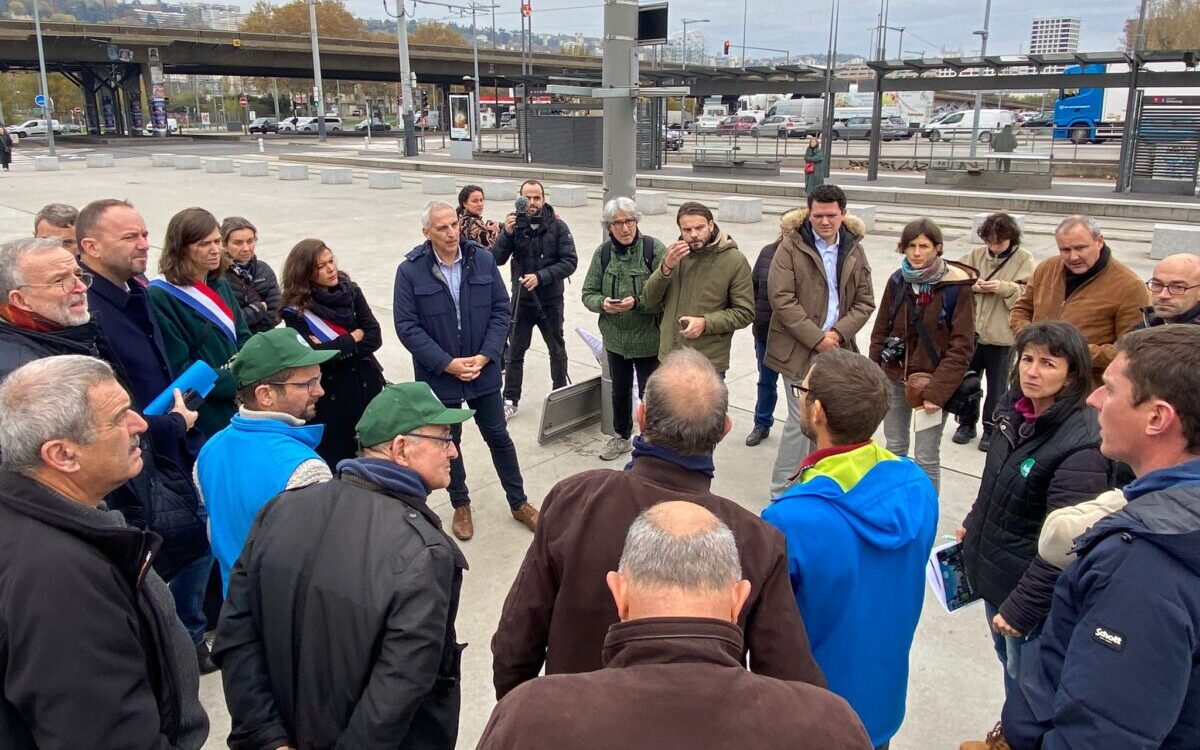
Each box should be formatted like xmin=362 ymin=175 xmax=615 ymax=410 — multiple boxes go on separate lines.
xmin=799 ymin=411 xmax=816 ymax=442
xmin=55 ymin=295 xmax=91 ymax=327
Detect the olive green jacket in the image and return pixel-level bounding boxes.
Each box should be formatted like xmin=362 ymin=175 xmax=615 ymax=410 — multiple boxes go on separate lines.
xmin=580 ymin=234 xmax=668 ymax=359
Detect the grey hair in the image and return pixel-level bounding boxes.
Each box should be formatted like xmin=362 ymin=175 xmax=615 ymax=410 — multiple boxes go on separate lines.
xmin=1055 ymin=214 xmax=1102 ymax=239
xmin=642 ymin=348 xmax=729 ymax=456
xmin=0 ymin=355 xmax=116 ymax=472
xmin=601 ymin=197 xmax=641 ymax=227
xmin=619 ymin=503 xmax=742 ymax=591
xmin=0 ymin=237 xmax=68 ymax=297
xmin=421 ymin=200 xmax=457 ymax=230
xmin=34 ymin=203 xmax=78 ymax=232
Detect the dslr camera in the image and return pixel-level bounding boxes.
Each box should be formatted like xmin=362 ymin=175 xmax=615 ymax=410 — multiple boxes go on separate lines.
xmin=879 ymin=336 xmax=906 ymax=365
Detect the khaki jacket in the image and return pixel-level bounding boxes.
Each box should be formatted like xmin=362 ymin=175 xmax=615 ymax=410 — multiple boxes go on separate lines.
xmin=764 ymin=209 xmax=876 ymax=381
xmin=1009 ymin=249 xmax=1148 ymax=381
xmin=1038 ymin=488 xmax=1128 ymax=568
xmin=642 ymin=228 xmax=754 ymax=372
xmin=957 ymin=245 xmax=1035 ymax=346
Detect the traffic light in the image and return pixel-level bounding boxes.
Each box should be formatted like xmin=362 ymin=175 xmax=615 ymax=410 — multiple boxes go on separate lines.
xmin=723 ymin=40 xmax=730 ymax=55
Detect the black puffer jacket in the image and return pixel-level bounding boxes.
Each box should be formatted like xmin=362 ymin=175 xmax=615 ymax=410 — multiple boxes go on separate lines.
xmin=491 ymin=203 xmax=578 ymax=306
xmin=224 ymin=256 xmax=281 ymax=334
xmin=962 ymin=394 xmax=1113 ymax=634
xmin=752 ymin=240 xmax=780 ymax=342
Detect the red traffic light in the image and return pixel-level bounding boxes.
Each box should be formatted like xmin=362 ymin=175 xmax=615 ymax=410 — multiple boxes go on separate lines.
xmin=723 ymin=40 xmax=730 ymax=55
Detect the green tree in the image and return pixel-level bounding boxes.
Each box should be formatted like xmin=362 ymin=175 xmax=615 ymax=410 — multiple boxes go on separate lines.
xmin=1126 ymin=0 xmax=1200 ymax=50
xmin=409 ymin=21 xmax=465 ymax=46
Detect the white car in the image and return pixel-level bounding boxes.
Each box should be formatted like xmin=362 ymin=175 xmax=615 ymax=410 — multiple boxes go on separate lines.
xmin=692 ymin=115 xmax=722 ymax=133
xmin=142 ymin=118 xmax=180 ymax=136
xmin=11 ymin=119 xmax=62 ymax=137
xmin=275 ymin=117 xmax=302 ymax=132
xmin=299 ymin=116 xmax=342 ymax=133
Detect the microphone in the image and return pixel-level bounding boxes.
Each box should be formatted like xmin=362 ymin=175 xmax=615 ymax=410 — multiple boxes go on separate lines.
xmin=514 ymin=196 xmax=530 ymax=214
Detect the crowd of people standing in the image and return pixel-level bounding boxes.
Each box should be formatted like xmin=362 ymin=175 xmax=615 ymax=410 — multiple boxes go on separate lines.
xmin=0 ymin=180 xmax=1198 ymax=750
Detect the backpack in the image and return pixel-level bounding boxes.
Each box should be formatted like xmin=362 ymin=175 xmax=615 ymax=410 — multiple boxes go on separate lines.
xmin=600 ymin=235 xmax=656 ymax=275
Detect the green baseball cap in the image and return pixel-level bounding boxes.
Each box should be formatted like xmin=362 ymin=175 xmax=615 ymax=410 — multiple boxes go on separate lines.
xmin=356 ymin=382 xmax=475 ymax=448
xmin=231 ymin=328 xmax=338 ymax=388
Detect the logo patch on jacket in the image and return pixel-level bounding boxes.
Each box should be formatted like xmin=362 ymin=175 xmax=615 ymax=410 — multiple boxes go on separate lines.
xmin=1092 ymin=626 xmax=1124 ymax=651
xmin=1020 ymin=458 xmax=1035 ymax=477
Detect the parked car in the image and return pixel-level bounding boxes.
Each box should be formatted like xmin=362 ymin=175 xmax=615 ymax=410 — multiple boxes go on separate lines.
xmin=663 ymin=128 xmax=683 ymax=151
xmin=692 ymin=115 xmax=722 ymax=133
xmin=274 ymin=116 xmax=302 ymax=132
xmin=717 ymin=114 xmax=759 ymax=136
xmin=1020 ymin=111 xmax=1054 ymax=128
xmin=354 ymin=118 xmax=391 ymax=131
xmin=499 ymin=111 xmax=517 ymax=129
xmin=141 ymin=118 xmax=180 ymax=136
xmin=11 ymin=119 xmax=62 ymax=137
xmin=248 ymin=117 xmax=278 ymax=133
xmin=830 ymin=115 xmax=909 ymax=141
xmin=751 ymin=115 xmax=811 ymax=138
xmin=299 ymin=116 xmax=342 ymax=133
xmin=60 ymin=123 xmax=82 ymax=134
xmin=922 ymin=108 xmax=1014 ymax=143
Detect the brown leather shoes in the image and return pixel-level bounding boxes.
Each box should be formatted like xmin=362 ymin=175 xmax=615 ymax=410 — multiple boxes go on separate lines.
xmin=452 ymin=505 xmax=473 ymax=541
xmin=511 ymin=502 xmax=539 ymax=532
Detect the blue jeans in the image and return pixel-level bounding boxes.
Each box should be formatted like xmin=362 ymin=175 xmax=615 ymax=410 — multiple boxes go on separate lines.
xmin=984 ymin=601 xmax=1043 ymax=700
xmin=168 ymin=552 xmax=213 ymax=645
xmin=753 ymin=338 xmax=780 ymax=429
xmin=445 ymin=390 xmax=527 ymax=510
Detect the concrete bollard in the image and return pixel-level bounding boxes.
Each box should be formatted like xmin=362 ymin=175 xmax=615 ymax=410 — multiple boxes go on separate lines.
xmin=86 ymin=153 xmax=114 ymax=168
xmin=846 ymin=203 xmax=877 ymax=232
xmin=174 ymin=155 xmax=201 ymax=170
xmin=320 ymin=167 xmax=354 ymax=185
xmin=33 ymin=156 xmax=60 ymax=171
xmin=636 ymin=190 xmax=670 ymax=215
xmin=277 ymin=164 xmax=309 ymax=181
xmin=1150 ymin=224 xmax=1200 ymax=260
xmin=368 ymin=171 xmax=405 ymax=189
xmin=550 ymin=184 xmax=588 ymax=208
xmin=479 ymin=178 xmax=520 ymax=201
xmin=258 ymin=137 xmax=265 ymax=154
xmin=717 ymin=196 xmax=763 ymax=224
xmin=203 ymin=158 xmax=235 ymax=174
xmin=421 ymin=175 xmax=457 ymax=194
xmin=151 ymin=153 xmax=176 ymax=167
xmin=239 ymin=161 xmax=270 ymax=177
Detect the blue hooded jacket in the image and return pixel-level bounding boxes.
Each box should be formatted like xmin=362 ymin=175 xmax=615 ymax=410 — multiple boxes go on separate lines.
xmin=1002 ymin=458 xmax=1200 ymax=750
xmin=762 ymin=441 xmax=938 ymax=747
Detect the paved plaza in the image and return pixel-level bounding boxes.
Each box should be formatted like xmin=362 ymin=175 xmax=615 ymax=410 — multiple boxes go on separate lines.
xmin=0 ymin=153 xmax=1170 ymax=749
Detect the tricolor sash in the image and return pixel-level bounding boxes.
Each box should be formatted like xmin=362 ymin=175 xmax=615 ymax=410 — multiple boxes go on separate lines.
xmin=149 ymin=278 xmax=238 ymax=344
xmin=287 ymin=307 xmax=348 ymax=343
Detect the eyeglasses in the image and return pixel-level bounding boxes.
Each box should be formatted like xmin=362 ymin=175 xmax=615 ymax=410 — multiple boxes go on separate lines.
xmin=18 ymin=270 xmax=93 ymax=294
xmin=789 ymin=383 xmax=811 ymax=399
xmin=265 ymin=375 xmax=323 ymax=394
xmin=1146 ymin=280 xmax=1200 ymax=296
xmin=404 ymin=431 xmax=456 ymax=449
xmin=608 ymin=218 xmax=638 ymax=229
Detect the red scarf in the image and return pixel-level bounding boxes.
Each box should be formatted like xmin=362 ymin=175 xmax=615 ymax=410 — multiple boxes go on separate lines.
xmin=0 ymin=303 xmax=63 ymax=333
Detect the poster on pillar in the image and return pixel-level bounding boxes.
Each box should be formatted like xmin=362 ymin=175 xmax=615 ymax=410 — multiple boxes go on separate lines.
xmin=151 ymin=83 xmax=167 ymax=130
xmin=130 ymin=98 xmax=144 ymax=130
xmin=449 ymin=94 xmax=472 ymax=141
xmin=102 ymin=93 xmax=116 ymax=130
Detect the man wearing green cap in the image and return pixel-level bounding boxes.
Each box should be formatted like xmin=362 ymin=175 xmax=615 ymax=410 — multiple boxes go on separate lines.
xmin=194 ymin=328 xmax=337 ymax=593
xmin=213 ymin=382 xmax=473 ymax=749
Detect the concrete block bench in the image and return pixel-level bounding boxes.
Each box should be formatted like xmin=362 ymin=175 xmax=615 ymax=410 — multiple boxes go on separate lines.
xmin=86 ymin=153 xmax=114 ymax=168
xmin=203 ymin=158 xmax=234 ymax=173
xmin=174 ymin=155 xmax=201 ymax=170
xmin=278 ymin=164 xmax=309 ymax=181
xmin=717 ymin=196 xmax=762 ymax=224
xmin=320 ymin=167 xmax=354 ymax=185
xmin=636 ymin=190 xmax=669 ymax=215
xmin=239 ymin=161 xmax=270 ymax=177
xmin=971 ymin=212 xmax=1026 ymax=237
xmin=846 ymin=203 xmax=877 ymax=232
xmin=1151 ymin=223 xmax=1200 ymax=260
xmin=33 ymin=156 xmax=60 ymax=171
xmin=422 ymin=175 xmax=457 ymax=194
xmin=368 ymin=171 xmax=404 ymax=189
xmin=151 ymin=153 xmax=176 ymax=167
xmin=479 ymin=178 xmax=520 ymax=200
xmin=551 ymin=184 xmax=588 ymax=208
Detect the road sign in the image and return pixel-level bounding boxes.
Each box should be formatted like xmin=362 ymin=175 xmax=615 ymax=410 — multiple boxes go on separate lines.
xmin=34 ymin=94 xmax=46 ymax=107
xmin=521 ymin=1 xmax=531 ymax=17
xmin=239 ymin=95 xmax=248 ymax=106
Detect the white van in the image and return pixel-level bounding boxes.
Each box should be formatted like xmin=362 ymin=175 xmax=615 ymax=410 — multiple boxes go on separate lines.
xmin=765 ymin=98 xmax=824 ymax=127
xmin=12 ymin=119 xmax=62 ymax=137
xmin=922 ymin=109 xmax=1015 ymax=143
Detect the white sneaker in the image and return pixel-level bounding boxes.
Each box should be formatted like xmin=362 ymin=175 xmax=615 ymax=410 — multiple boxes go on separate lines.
xmin=599 ymin=435 xmax=633 ymax=461
xmin=504 ymin=400 xmax=518 ymax=420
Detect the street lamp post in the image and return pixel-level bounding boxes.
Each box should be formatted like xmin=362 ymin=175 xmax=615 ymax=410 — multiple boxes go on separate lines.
xmin=680 ymin=18 xmax=709 ymax=70
xmin=740 ymin=0 xmax=749 ymax=67
xmin=820 ymin=0 xmax=841 ymax=180
xmin=968 ymin=0 xmax=992 ymax=157
xmin=31 ymin=0 xmax=55 ymax=156
xmin=471 ymin=3 xmax=482 ymax=151
xmin=307 ymin=0 xmax=327 ymax=143
xmin=383 ymin=0 xmax=418 ymax=156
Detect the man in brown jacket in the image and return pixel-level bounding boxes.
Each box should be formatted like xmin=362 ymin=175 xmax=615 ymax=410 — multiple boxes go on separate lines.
xmin=491 ymin=347 xmax=825 ymax=699
xmin=479 ymin=501 xmax=871 ymax=750
xmin=765 ymin=184 xmax=875 ymax=497
xmin=1010 ymin=214 xmax=1148 ymax=381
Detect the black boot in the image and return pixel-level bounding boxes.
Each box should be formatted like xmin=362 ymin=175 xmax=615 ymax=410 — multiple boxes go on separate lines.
xmin=745 ymin=425 xmax=770 ymax=446
xmin=196 ymin=640 xmax=219 ymax=675
xmin=952 ymin=422 xmax=977 ymax=445
xmin=978 ymin=426 xmax=994 ymax=453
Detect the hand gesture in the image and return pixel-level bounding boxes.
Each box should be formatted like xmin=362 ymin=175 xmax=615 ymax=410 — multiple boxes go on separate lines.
xmin=664 ymin=240 xmax=690 ymax=271
xmin=974 ymin=279 xmax=1000 ymax=294
xmin=922 ymin=400 xmax=940 ymax=414
xmin=815 ymin=330 xmax=841 ymax=352
xmin=351 ymin=328 xmax=365 ymax=342
xmin=521 ymin=273 xmax=539 ymax=291
xmin=504 ymin=213 xmax=517 ymax=234
xmin=169 ymin=388 xmax=199 ymax=431
xmin=445 ymin=357 xmax=482 ymax=382
xmin=991 ymin=612 xmax=1023 ymax=638
xmin=679 ymin=316 xmax=706 ymax=339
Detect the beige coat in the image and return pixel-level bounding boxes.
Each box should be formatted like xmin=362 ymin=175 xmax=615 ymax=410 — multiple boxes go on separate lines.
xmin=763 ymin=209 xmax=875 ymax=381
xmin=957 ymin=245 xmax=1035 ymax=347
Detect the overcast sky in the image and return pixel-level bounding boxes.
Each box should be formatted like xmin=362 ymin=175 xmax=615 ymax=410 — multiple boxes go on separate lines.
xmin=318 ymin=0 xmax=1134 ymax=59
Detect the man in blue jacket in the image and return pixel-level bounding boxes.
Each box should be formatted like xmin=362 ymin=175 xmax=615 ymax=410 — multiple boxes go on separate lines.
xmin=762 ymin=348 xmax=938 ymax=750
xmin=999 ymin=324 xmax=1200 ymax=750
xmin=394 ymin=200 xmax=536 ymax=542
xmin=195 ymin=328 xmax=335 ymax=593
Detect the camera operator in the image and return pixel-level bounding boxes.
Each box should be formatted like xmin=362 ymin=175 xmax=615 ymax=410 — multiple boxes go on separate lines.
xmin=493 ymin=179 xmax=578 ymax=419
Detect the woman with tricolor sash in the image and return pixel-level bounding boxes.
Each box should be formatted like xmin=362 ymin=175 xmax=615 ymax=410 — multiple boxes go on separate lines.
xmin=148 ymin=207 xmax=251 ymax=438
xmin=280 ymin=238 xmax=385 ymax=466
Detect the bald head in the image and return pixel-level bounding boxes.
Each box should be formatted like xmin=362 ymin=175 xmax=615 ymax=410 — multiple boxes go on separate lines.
xmin=607 ymin=501 xmax=751 ymax=624
xmin=1150 ymin=254 xmax=1200 ymax=322
xmin=638 ymin=348 xmax=731 ymax=455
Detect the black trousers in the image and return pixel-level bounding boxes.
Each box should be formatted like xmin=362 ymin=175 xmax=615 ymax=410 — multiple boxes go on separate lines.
xmin=608 ymin=350 xmax=659 ymax=440
xmin=503 ymin=299 xmax=569 ymax=405
xmin=961 ymin=343 xmax=1012 ymax=430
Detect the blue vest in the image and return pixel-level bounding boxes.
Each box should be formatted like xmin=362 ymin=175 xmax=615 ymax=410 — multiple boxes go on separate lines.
xmin=197 ymin=413 xmax=325 ymax=591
